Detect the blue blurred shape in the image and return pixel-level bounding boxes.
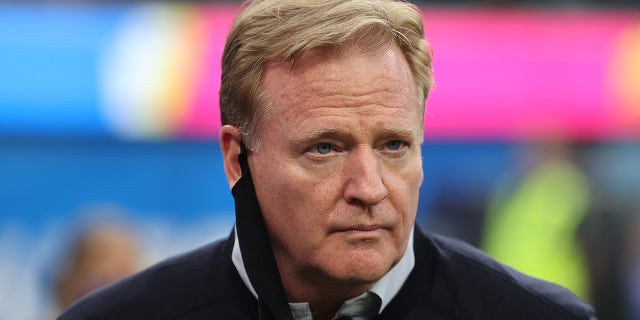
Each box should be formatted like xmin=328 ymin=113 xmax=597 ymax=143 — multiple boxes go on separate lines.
xmin=0 ymin=4 xmax=125 ymax=137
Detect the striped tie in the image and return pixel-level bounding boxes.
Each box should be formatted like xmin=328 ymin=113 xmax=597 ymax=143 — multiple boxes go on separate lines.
xmin=333 ymin=292 xmax=382 ymax=320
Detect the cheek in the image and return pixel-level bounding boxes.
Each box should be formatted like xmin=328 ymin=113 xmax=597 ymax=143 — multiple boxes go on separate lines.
xmin=252 ymin=158 xmax=335 ymax=234
xmin=388 ymin=158 xmax=423 ymax=216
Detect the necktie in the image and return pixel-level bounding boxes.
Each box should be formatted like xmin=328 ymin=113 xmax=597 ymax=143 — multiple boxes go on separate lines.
xmin=333 ymin=292 xmax=382 ymax=320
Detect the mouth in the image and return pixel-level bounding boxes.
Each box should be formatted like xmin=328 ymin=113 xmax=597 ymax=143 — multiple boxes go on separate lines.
xmin=333 ymin=224 xmax=387 ymax=234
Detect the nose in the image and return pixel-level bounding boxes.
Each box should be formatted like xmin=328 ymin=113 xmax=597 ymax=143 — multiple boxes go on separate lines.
xmin=343 ymin=146 xmax=388 ymax=207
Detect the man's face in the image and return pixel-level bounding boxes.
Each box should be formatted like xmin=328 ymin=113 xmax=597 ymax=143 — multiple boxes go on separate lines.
xmin=249 ymin=44 xmax=423 ymax=293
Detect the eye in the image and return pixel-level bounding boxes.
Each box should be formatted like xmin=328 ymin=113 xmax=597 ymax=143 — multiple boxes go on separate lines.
xmin=311 ymin=142 xmax=334 ymax=155
xmin=385 ymin=140 xmax=405 ymax=151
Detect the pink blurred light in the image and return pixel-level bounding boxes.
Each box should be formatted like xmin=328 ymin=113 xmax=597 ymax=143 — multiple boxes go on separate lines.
xmin=424 ymin=8 xmax=639 ymax=140
xmin=177 ymin=5 xmax=238 ymax=139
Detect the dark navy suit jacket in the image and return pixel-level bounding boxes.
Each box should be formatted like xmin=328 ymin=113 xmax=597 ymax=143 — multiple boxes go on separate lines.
xmin=58 ymin=226 xmax=595 ymax=319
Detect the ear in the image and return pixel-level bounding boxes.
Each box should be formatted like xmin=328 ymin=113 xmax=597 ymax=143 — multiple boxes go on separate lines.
xmin=220 ymin=125 xmax=244 ymax=189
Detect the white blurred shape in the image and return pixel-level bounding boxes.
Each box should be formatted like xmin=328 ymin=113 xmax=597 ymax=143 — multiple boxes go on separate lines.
xmin=100 ymin=4 xmax=189 ymax=139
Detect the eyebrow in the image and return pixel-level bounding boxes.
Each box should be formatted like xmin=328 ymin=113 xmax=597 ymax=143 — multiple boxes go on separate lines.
xmin=377 ymin=127 xmax=416 ymax=139
xmin=294 ymin=126 xmax=417 ymax=144
xmin=294 ymin=128 xmax=340 ymax=144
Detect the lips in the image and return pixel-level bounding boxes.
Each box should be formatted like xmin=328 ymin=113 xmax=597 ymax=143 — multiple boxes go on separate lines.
xmin=332 ymin=224 xmax=387 ymax=233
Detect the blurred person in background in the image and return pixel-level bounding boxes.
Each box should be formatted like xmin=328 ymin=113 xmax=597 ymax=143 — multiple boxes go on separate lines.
xmin=624 ymin=214 xmax=640 ymax=320
xmin=623 ymin=213 xmax=640 ymax=320
xmin=53 ymin=222 xmax=141 ymax=315
xmin=580 ymin=144 xmax=640 ymax=320
xmin=58 ymin=0 xmax=595 ymax=319
xmin=482 ymin=141 xmax=591 ymax=301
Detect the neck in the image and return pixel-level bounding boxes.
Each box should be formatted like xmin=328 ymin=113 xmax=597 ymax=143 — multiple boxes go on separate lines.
xmin=279 ymin=265 xmax=374 ymax=320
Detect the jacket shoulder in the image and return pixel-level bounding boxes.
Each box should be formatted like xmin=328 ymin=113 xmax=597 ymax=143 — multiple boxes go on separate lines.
xmin=420 ymin=231 xmax=596 ymax=320
xmin=58 ymin=236 xmax=256 ymax=320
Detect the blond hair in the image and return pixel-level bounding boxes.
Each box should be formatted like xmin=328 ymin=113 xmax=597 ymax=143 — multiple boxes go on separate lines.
xmin=220 ymin=0 xmax=433 ymax=150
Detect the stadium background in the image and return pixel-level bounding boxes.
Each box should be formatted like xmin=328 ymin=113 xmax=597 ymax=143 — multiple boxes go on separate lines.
xmin=1 ymin=0 xmax=639 ymax=319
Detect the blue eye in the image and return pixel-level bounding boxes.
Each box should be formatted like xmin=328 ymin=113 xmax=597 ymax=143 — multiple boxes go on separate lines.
xmin=312 ymin=143 xmax=333 ymax=154
xmin=386 ymin=140 xmax=404 ymax=150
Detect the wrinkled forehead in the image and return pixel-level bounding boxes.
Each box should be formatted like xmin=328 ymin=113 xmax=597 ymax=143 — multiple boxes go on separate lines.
xmin=260 ymin=43 xmax=423 ymax=136
xmin=263 ymin=43 xmax=420 ymax=109
xmin=262 ymin=41 xmax=423 ymax=142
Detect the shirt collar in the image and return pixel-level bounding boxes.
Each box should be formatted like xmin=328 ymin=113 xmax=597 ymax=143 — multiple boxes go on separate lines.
xmin=370 ymin=227 xmax=415 ymax=311
xmin=231 ymin=226 xmax=415 ymax=317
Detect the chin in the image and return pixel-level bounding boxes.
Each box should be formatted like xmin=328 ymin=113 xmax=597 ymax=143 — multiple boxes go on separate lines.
xmin=328 ymin=250 xmax=398 ymax=284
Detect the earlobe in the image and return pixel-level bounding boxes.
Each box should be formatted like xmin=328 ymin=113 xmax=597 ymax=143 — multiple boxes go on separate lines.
xmin=220 ymin=125 xmax=243 ymax=189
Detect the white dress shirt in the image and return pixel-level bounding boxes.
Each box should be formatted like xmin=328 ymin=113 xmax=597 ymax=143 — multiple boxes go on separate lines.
xmin=232 ymin=227 xmax=415 ymax=319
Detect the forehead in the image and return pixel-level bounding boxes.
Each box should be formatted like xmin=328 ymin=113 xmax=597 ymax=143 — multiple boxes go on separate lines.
xmin=262 ymin=45 xmax=419 ymax=119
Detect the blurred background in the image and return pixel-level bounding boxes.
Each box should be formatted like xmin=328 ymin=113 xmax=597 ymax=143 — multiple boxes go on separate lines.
xmin=0 ymin=0 xmax=639 ymax=319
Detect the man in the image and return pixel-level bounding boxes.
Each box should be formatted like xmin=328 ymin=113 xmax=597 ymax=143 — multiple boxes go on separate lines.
xmin=58 ymin=0 xmax=596 ymax=319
